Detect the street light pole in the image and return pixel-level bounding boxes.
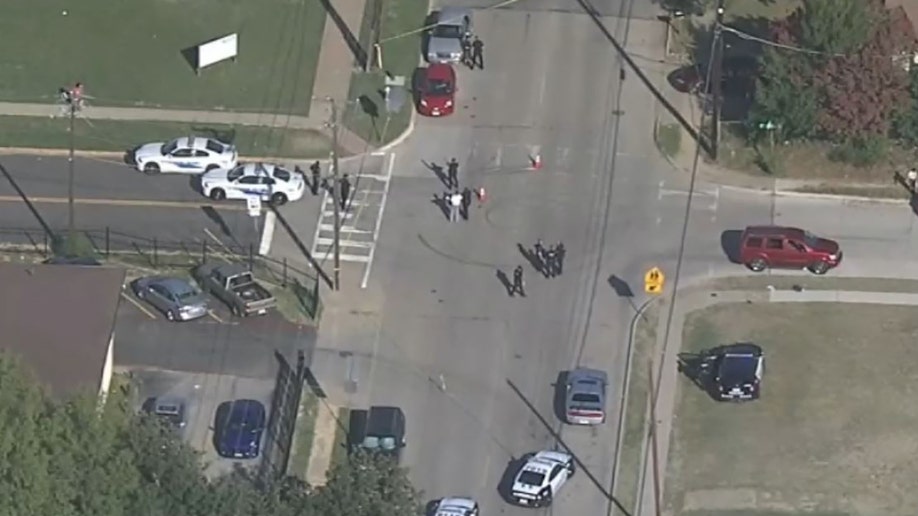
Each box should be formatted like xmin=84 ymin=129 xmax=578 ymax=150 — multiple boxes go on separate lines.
xmin=709 ymin=0 xmax=726 ymax=160
xmin=328 ymin=97 xmax=341 ymax=291
xmin=67 ymin=98 xmax=76 ymax=254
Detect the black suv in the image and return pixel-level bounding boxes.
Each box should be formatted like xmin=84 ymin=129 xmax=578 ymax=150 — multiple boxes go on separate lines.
xmin=349 ymin=406 xmax=406 ymax=461
xmin=704 ymin=343 xmax=764 ymax=401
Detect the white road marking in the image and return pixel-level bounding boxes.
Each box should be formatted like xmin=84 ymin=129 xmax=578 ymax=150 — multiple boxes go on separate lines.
xmin=321 ymin=211 xmax=355 ymax=219
xmin=494 ymin=146 xmax=503 ymax=168
xmin=319 ymin=223 xmax=371 ymax=233
xmin=121 ymin=292 xmax=157 ymax=319
xmin=362 ymin=152 xmax=396 ymax=289
xmin=315 ymin=237 xmax=373 ymax=248
xmin=203 ymin=227 xmax=233 ymax=254
xmin=258 ymin=210 xmax=276 ymax=255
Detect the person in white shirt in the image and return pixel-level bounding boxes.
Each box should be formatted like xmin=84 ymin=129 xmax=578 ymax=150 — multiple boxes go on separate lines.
xmin=449 ymin=191 xmax=462 ymax=222
xmin=908 ymin=168 xmax=918 ymax=193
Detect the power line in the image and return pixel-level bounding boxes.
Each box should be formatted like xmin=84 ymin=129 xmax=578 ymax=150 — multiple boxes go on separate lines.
xmin=719 ymin=24 xmax=847 ymax=57
xmin=378 ymin=0 xmax=523 ymax=43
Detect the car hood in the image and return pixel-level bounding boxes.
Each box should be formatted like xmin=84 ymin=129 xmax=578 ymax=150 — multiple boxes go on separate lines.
xmin=134 ymin=143 xmax=165 ymax=161
xmin=811 ymin=237 xmax=839 ymax=254
xmin=429 ymin=37 xmax=462 ymax=56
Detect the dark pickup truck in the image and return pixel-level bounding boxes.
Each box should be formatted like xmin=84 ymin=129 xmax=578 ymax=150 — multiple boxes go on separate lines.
xmin=194 ymin=263 xmax=276 ymax=317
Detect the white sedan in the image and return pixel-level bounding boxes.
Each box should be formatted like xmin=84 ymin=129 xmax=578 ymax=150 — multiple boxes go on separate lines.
xmin=133 ymin=136 xmax=237 ymax=175
xmin=200 ymin=163 xmax=305 ymax=205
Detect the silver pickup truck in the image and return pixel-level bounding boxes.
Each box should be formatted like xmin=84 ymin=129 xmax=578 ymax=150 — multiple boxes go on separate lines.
xmin=194 ymin=263 xmax=276 ymax=317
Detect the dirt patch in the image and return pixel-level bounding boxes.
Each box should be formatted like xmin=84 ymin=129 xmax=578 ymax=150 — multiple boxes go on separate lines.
xmin=666 ymin=302 xmax=918 ymax=515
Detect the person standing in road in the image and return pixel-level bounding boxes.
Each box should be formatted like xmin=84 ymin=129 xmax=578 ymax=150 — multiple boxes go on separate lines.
xmin=447 ymin=158 xmax=459 ymax=189
xmin=908 ymin=168 xmax=918 ymax=194
xmin=449 ymin=190 xmax=463 ymax=223
xmin=309 ymin=161 xmax=321 ymax=195
xmin=534 ymin=238 xmax=546 ymax=272
xmin=471 ymin=36 xmax=484 ymax=70
xmin=461 ymin=187 xmax=472 ymax=220
xmin=461 ymin=36 xmax=472 ymax=68
xmin=340 ymin=174 xmax=352 ymax=210
xmin=556 ymin=242 xmax=566 ymax=276
xmin=545 ymin=247 xmax=557 ymax=278
xmin=513 ymin=265 xmax=525 ymax=297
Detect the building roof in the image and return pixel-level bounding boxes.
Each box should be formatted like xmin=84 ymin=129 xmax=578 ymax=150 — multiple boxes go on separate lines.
xmin=0 ymin=263 xmax=125 ymax=398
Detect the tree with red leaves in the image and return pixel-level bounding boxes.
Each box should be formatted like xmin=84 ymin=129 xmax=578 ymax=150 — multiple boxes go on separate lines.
xmin=751 ymin=0 xmax=916 ymax=142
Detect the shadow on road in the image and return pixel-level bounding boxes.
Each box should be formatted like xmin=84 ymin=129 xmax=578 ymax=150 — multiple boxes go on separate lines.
xmin=505 ymin=379 xmax=633 ymax=516
xmin=720 ymin=229 xmax=742 ymax=264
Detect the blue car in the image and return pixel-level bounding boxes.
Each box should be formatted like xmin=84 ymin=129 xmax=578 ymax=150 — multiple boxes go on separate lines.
xmin=215 ymin=399 xmax=266 ymax=459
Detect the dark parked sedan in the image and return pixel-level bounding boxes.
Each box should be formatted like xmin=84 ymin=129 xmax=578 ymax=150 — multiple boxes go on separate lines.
xmin=215 ymin=399 xmax=266 ymax=459
xmin=132 ymin=276 xmax=209 ymax=321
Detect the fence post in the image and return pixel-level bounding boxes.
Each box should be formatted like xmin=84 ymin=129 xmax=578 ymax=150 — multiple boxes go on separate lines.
xmin=153 ymin=238 xmax=158 ymax=267
xmin=202 ymin=241 xmax=207 ymax=264
xmin=105 ymin=226 xmax=110 ymax=257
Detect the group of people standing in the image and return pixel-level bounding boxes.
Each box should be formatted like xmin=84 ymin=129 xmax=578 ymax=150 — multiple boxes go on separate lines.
xmin=461 ymin=35 xmax=485 ymax=70
xmin=507 ymin=239 xmax=567 ymax=298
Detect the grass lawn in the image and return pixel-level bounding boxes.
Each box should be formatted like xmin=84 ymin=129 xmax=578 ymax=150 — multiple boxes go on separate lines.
xmin=0 ymin=0 xmax=325 ymax=115
xmin=612 ymin=304 xmax=659 ymax=516
xmin=288 ymin=389 xmax=320 ymax=480
xmin=723 ymin=0 xmax=801 ymax=22
xmin=330 ymin=406 xmax=351 ymax=471
xmin=666 ymin=302 xmax=918 ymax=515
xmin=0 ymin=116 xmax=332 ymax=158
xmin=343 ymin=0 xmax=428 ymax=144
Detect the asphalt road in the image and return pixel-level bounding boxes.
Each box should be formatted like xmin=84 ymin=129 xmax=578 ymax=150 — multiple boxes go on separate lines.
xmin=0 ymin=155 xmax=262 ymax=250
xmin=309 ymin=2 xmax=673 ymax=515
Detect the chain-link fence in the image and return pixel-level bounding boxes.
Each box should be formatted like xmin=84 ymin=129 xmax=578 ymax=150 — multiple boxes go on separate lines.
xmin=0 ymin=226 xmax=322 ymax=321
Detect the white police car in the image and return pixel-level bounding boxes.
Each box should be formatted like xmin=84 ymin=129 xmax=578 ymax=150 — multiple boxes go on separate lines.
xmin=509 ymin=450 xmax=575 ymax=508
xmin=432 ymin=497 xmax=479 ymax=516
xmin=133 ymin=136 xmax=237 ymax=175
xmin=200 ymin=162 xmax=305 ymax=205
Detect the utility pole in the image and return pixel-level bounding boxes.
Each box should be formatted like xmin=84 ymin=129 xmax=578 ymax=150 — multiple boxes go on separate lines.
xmin=328 ymin=97 xmax=341 ymax=291
xmin=67 ymin=94 xmax=76 ymax=254
xmin=709 ymin=0 xmax=726 ymax=160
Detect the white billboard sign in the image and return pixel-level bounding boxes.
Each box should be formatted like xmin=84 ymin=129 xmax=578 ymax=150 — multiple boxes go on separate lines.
xmin=197 ymin=33 xmax=238 ymax=72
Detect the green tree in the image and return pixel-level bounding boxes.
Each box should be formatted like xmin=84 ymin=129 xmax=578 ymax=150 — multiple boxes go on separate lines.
xmin=312 ymin=451 xmax=422 ymax=516
xmin=798 ymin=0 xmax=877 ymax=55
xmin=0 ymin=354 xmax=58 ymax=515
xmin=892 ymin=67 xmax=918 ymax=144
xmin=749 ymin=48 xmax=820 ymax=141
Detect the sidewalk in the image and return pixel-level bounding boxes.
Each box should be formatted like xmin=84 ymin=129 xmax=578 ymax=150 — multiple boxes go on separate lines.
xmin=634 ymin=286 xmax=918 ymax=516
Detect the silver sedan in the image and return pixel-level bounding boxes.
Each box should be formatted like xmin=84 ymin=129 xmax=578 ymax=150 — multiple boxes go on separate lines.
xmin=132 ymin=276 xmax=209 ymax=322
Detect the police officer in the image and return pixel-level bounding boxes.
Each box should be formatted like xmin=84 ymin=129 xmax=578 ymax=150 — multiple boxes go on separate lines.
xmin=534 ymin=238 xmax=546 ymax=270
xmin=471 ymin=36 xmax=484 ymax=69
xmin=513 ymin=265 xmax=525 ymax=297
xmin=309 ymin=161 xmax=321 ymax=195
xmin=545 ymin=247 xmax=557 ymax=278
xmin=461 ymin=36 xmax=472 ymax=68
xmin=447 ymin=158 xmax=459 ymax=189
xmin=340 ymin=174 xmax=352 ymax=210
xmin=556 ymin=242 xmax=566 ymax=276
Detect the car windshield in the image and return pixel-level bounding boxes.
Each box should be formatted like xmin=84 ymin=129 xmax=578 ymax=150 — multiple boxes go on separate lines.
xmin=719 ymin=355 xmax=757 ymax=386
xmin=571 ymin=393 xmax=601 ymax=404
xmin=175 ymin=288 xmax=200 ymax=302
xmin=155 ymin=406 xmax=183 ymax=427
xmin=518 ymin=470 xmax=545 ymax=486
xmin=803 ymin=231 xmax=820 ymax=247
xmin=273 ymin=167 xmax=292 ymax=181
xmin=205 ymin=139 xmax=226 ymax=154
xmin=432 ymin=25 xmax=463 ymax=38
xmin=427 ymin=78 xmax=453 ymax=95
xmin=161 ymin=139 xmax=178 ymax=155
xmin=227 ymin=166 xmax=245 ymax=181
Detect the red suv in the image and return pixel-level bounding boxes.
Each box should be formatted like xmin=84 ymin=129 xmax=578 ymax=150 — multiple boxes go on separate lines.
xmin=738 ymin=226 xmax=841 ymax=275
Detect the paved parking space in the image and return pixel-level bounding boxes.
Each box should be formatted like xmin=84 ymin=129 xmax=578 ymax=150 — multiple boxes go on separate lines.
xmin=128 ymin=367 xmax=276 ymax=478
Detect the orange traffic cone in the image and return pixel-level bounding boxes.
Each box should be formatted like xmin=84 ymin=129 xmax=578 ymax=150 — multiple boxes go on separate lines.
xmin=531 ymin=153 xmax=542 ymax=170
xmin=477 ymin=186 xmax=487 ymax=206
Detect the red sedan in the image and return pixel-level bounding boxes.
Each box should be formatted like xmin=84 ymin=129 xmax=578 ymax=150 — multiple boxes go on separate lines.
xmin=416 ymin=63 xmax=456 ymax=117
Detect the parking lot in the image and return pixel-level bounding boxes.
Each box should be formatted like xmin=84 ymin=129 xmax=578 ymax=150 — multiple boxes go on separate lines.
xmin=127 ymin=367 xmax=276 ymax=478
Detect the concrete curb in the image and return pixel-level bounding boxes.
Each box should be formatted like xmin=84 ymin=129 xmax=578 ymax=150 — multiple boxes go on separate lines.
xmin=653 ymin=138 xmax=910 ymax=204
xmin=0 ymin=146 xmax=349 ymax=165
xmin=372 ymin=110 xmax=416 ymax=156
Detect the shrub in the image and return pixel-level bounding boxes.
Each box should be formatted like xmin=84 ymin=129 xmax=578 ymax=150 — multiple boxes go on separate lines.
xmin=827 ymin=135 xmax=889 ymax=167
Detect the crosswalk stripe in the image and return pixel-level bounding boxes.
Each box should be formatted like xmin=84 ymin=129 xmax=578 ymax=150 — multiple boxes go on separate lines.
xmin=318 ymin=223 xmax=371 ymax=233
xmin=315 ymin=237 xmax=373 ymax=249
